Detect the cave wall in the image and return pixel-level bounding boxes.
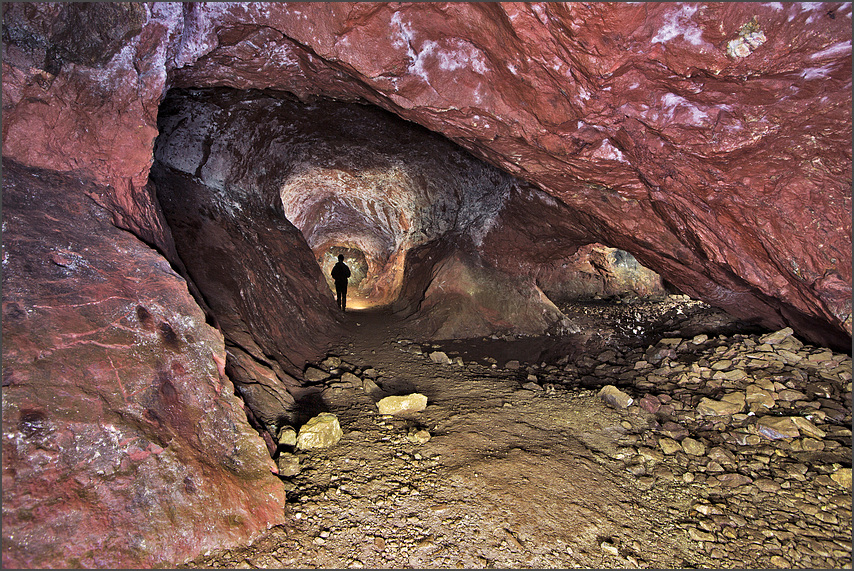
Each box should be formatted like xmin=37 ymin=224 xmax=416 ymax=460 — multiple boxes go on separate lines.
xmin=1 ymin=160 xmax=287 ymax=568
xmin=152 ymin=88 xmax=608 ymax=342
xmin=2 ymin=2 xmax=852 ymax=568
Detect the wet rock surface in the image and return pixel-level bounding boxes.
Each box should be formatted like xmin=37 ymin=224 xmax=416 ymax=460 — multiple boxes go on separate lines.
xmin=181 ymin=297 xmax=851 ymax=569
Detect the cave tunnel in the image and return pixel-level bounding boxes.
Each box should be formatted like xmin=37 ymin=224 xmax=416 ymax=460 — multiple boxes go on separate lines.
xmin=2 ymin=2 xmax=852 ymax=569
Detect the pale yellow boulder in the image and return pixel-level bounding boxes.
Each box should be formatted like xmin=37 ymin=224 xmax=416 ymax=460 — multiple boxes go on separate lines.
xmin=377 ymin=393 xmax=428 ymax=415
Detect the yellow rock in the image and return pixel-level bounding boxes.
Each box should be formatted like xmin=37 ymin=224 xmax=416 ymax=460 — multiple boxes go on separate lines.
xmin=831 ymin=467 xmax=852 ymax=490
xmin=790 ymin=416 xmax=826 ymax=439
xmin=296 ymin=413 xmax=343 ymax=450
xmin=377 ymin=393 xmax=428 ymax=415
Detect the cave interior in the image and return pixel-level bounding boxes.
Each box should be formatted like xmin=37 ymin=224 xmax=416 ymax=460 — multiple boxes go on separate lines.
xmin=1 ymin=2 xmax=851 ymax=569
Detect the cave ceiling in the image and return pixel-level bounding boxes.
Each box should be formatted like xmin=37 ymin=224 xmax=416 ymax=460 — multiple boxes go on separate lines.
xmin=3 ymin=1 xmax=850 ymax=349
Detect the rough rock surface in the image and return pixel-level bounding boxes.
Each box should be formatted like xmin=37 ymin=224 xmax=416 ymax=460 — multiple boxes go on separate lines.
xmin=2 ymin=2 xmax=850 ymax=349
xmin=1 ymin=160 xmax=287 ymax=568
xmin=152 ymin=88 xmax=652 ymax=340
xmin=1 ymin=3 xmax=852 ymax=568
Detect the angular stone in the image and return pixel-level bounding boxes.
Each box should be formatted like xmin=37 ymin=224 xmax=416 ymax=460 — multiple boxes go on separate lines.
xmin=406 ymin=428 xmax=432 ymax=445
xmin=341 ymin=372 xmax=361 ymax=387
xmin=659 ymin=438 xmax=682 ymax=455
xmin=277 ymin=426 xmax=297 ymax=447
xmin=522 ymin=381 xmax=543 ymax=391
xmin=429 ymin=351 xmax=452 ymax=365
xmin=681 ymin=437 xmax=706 ymax=456
xmin=789 ymin=416 xmax=826 ymax=439
xmin=697 ymin=397 xmax=743 ymax=416
xmin=707 ymin=447 xmax=737 ymax=466
xmin=688 ymin=527 xmax=716 ymax=542
xmin=775 ymin=389 xmax=806 ymax=402
xmin=760 ymin=327 xmax=794 ymax=345
xmin=721 ymin=392 xmax=747 ymax=407
xmin=276 ymin=452 xmax=301 ymax=477
xmin=659 ymin=421 xmax=689 ymax=440
xmin=377 ymin=393 xmax=428 ymax=415
xmin=776 ymin=349 xmax=803 ymax=364
xmin=756 ymin=416 xmax=800 ymax=440
xmin=305 ymin=366 xmax=330 ymax=382
xmin=637 ymin=446 xmax=664 ymax=463
xmin=598 ymin=385 xmax=633 ymax=409
xmin=363 ymin=377 xmax=384 ymax=398
xmin=321 ymin=356 xmax=342 ymax=370
xmin=712 ymin=368 xmax=748 ymax=382
xmin=714 ymin=473 xmax=753 ymax=487
xmin=831 ymin=468 xmax=852 ymax=490
xmin=754 ymin=478 xmax=781 ymax=492
xmin=745 ymin=385 xmax=776 ymax=410
xmin=638 ymin=394 xmax=661 ymax=413
xmin=296 ymin=413 xmax=343 ymax=449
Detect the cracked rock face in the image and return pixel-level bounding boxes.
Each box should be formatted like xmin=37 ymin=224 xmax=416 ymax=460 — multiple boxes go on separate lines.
xmin=1 ymin=2 xmax=851 ymax=568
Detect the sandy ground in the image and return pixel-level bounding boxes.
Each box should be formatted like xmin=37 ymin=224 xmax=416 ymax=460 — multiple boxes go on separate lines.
xmin=181 ymin=297 xmax=851 ymax=569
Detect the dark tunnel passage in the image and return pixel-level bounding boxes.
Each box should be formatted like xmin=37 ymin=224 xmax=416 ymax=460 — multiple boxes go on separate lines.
xmin=149 ymin=87 xmax=676 ymax=432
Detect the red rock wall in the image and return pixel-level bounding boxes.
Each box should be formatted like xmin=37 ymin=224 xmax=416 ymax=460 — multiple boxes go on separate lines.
xmin=1 ymin=160 xmax=286 ymax=568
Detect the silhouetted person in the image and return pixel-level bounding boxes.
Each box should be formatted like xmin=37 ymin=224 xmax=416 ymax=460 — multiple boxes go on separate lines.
xmin=331 ymin=254 xmax=351 ymax=312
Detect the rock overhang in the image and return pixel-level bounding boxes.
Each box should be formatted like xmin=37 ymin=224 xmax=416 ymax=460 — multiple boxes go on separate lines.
xmin=3 ymin=2 xmax=851 ymax=349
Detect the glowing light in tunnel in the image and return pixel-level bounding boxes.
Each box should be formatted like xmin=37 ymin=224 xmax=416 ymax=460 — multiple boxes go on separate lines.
xmin=345 ymin=298 xmax=372 ymax=310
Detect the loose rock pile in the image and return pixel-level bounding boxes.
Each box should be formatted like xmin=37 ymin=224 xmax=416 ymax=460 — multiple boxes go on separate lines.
xmin=187 ymin=306 xmax=850 ymax=569
xmin=412 ymin=325 xmax=852 ymax=568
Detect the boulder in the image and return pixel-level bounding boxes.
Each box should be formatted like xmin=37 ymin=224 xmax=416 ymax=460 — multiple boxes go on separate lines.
xmin=377 ymin=394 xmax=429 ymax=415
xmin=296 ymin=413 xmax=343 ymax=450
xmin=598 ymin=385 xmax=634 ymax=409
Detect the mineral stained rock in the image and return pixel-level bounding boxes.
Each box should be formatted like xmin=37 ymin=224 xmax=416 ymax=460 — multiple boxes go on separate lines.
xmin=296 ymin=412 xmax=344 ymax=450
xmin=1 ymin=2 xmax=852 ymax=568
xmin=3 ymin=3 xmax=851 ymax=350
xmin=1 ymin=160 xmax=287 ymax=569
xmin=377 ymin=393 xmax=429 ymax=415
xmin=7 ymin=1 xmax=851 ymax=347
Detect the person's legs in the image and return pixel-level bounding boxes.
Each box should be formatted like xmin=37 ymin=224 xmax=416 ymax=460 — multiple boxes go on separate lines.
xmin=336 ymin=283 xmax=346 ymax=311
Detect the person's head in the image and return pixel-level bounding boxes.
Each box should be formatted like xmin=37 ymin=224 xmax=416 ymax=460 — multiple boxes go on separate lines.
xmin=338 ymin=254 xmax=344 ymax=262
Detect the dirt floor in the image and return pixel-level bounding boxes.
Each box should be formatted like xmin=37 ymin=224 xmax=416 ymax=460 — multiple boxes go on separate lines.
xmin=181 ymin=296 xmax=852 ymax=569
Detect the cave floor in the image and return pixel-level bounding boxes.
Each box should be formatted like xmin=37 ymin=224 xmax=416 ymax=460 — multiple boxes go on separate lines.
xmin=182 ymin=297 xmax=852 ymax=569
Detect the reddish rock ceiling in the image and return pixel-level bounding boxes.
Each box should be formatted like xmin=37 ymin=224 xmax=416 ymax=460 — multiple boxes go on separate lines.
xmin=3 ymin=2 xmax=850 ymax=349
